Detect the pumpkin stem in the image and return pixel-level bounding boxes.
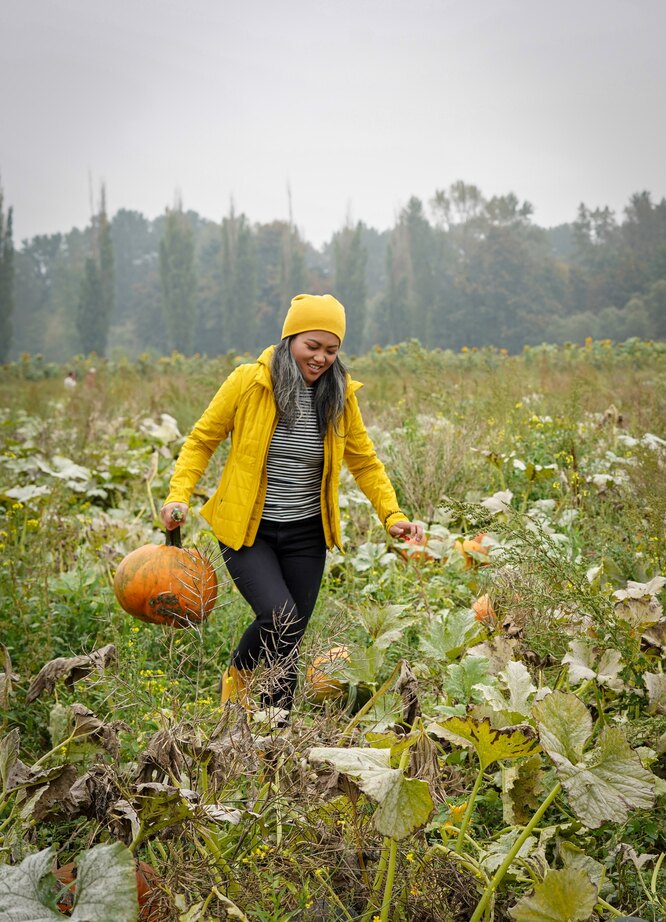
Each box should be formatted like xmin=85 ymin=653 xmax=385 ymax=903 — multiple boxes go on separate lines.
xmin=166 ymin=526 xmax=182 ymax=548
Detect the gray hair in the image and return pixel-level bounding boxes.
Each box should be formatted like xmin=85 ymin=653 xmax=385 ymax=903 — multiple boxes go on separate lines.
xmin=271 ymin=337 xmax=347 ymax=435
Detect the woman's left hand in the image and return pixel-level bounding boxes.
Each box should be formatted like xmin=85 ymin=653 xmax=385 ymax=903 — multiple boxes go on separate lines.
xmin=389 ymin=520 xmax=425 ymax=542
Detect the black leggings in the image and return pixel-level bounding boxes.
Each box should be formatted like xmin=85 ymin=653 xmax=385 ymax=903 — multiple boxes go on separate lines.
xmin=220 ymin=515 xmax=327 ymax=709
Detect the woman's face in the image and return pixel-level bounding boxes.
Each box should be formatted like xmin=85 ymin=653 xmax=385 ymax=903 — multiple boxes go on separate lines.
xmin=290 ymin=330 xmax=340 ymax=384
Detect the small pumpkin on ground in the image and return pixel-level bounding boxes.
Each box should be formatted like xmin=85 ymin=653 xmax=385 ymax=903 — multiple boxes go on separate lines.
xmin=114 ymin=527 xmax=217 ymax=628
xmin=305 ymin=645 xmax=351 ymax=703
xmin=472 ymin=593 xmax=497 ymax=625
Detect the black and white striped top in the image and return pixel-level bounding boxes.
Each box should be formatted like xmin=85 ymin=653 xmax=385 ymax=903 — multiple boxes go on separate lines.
xmin=262 ymin=389 xmax=324 ymax=522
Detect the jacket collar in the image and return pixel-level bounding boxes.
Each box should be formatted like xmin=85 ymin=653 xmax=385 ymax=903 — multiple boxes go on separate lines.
xmin=255 ymin=346 xmax=275 ymax=389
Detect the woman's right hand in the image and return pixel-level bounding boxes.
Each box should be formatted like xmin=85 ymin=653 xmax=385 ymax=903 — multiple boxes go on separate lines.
xmin=160 ymin=502 xmax=189 ymax=530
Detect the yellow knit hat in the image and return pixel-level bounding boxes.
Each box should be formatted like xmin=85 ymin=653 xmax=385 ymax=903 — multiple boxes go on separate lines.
xmin=281 ymin=293 xmax=346 ymax=344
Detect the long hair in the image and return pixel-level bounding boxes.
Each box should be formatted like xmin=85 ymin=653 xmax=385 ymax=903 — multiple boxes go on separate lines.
xmin=271 ymin=337 xmax=347 ymax=435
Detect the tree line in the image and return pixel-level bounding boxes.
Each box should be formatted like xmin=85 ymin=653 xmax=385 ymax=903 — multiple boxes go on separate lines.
xmin=1 ymin=180 xmax=665 ymax=362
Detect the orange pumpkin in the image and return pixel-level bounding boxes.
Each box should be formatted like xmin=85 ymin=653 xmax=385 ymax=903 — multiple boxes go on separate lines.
xmin=114 ymin=527 xmax=217 ymax=628
xmin=54 ymin=859 xmax=165 ymax=920
xmin=472 ymin=593 xmax=497 ymax=625
xmin=305 ymin=645 xmax=351 ymax=703
xmin=455 ymin=532 xmax=491 ymax=569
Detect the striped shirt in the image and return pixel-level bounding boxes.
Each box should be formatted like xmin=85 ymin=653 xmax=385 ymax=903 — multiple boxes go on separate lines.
xmin=262 ymin=388 xmax=324 ymax=522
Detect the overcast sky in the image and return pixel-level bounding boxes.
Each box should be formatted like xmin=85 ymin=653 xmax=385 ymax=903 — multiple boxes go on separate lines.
xmin=1 ymin=0 xmax=665 ymax=247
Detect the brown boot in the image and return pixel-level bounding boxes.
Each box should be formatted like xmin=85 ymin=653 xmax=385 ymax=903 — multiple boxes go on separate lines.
xmin=220 ymin=665 xmax=253 ymax=709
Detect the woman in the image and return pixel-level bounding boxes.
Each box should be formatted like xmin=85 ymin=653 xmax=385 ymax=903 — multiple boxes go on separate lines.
xmin=160 ymin=293 xmax=423 ymax=714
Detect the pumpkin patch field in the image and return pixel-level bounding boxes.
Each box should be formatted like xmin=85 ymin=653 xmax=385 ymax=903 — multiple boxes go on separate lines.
xmin=1 ymin=339 xmax=665 ymax=922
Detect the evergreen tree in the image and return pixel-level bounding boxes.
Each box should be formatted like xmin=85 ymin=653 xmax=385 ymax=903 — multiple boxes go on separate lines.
xmin=220 ymin=206 xmax=257 ymax=352
xmin=0 ymin=185 xmax=15 ymax=363
xmin=379 ymin=198 xmax=438 ymax=346
xmin=280 ymin=225 xmax=306 ymax=313
xmin=194 ymin=220 xmax=224 ymax=355
xmin=254 ymin=221 xmax=291 ymax=345
xmin=75 ymin=187 xmax=115 ymax=356
xmin=110 ymin=209 xmax=164 ymax=355
xmin=98 ymin=187 xmax=115 ymax=348
xmin=403 ymin=197 xmax=438 ymax=346
xmin=380 ymin=236 xmax=411 ymax=346
xmin=76 ymin=257 xmax=103 ymax=354
xmin=333 ymin=220 xmax=367 ymax=353
xmin=159 ymin=199 xmax=196 ymax=354
xmin=12 ymin=234 xmax=62 ymax=359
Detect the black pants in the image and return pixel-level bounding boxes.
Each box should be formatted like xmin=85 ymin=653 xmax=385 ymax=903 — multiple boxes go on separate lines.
xmin=220 ymin=515 xmax=327 ymax=709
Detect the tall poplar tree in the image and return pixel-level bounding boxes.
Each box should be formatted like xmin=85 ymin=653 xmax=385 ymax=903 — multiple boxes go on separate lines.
xmin=76 ymin=257 xmax=103 ymax=354
xmin=333 ymin=220 xmax=367 ymax=353
xmin=0 ymin=185 xmax=15 ymax=363
xmin=159 ymin=198 xmax=196 ymax=354
xmin=76 ymin=185 xmax=114 ymax=355
xmin=280 ymin=225 xmax=306 ymax=312
xmin=98 ymin=187 xmax=115 ymax=345
xmin=220 ymin=206 xmax=257 ymax=352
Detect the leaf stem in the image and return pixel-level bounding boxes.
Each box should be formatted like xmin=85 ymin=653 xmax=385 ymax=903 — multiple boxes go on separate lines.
xmin=468 ymin=781 xmax=561 ymax=922
xmin=380 ymin=836 xmax=399 ymax=922
xmin=595 ymin=897 xmax=625 ymax=918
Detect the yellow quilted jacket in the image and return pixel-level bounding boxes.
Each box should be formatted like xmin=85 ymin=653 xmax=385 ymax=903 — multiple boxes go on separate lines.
xmin=165 ymin=346 xmax=407 ymax=550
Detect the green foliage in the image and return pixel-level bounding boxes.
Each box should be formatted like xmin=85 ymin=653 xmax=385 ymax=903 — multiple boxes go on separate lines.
xmin=0 ymin=344 xmax=665 ymax=921
xmin=534 ymin=692 xmax=656 ymax=828
xmin=308 ymin=745 xmax=434 ymax=840
xmin=220 ymin=209 xmax=257 ymax=352
xmin=159 ymin=200 xmax=196 ymax=354
xmin=7 ymin=182 xmax=666 ymax=361
xmin=76 ymin=257 xmax=104 ymax=355
xmin=509 ymin=867 xmax=598 ymax=922
xmin=0 ymin=184 xmax=15 ymax=364
xmin=75 ymin=188 xmax=115 ymax=357
xmin=333 ymin=220 xmax=367 ymax=352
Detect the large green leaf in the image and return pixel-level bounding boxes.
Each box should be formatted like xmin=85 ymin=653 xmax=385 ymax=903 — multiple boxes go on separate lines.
xmin=344 ymin=643 xmax=386 ymax=685
xmin=558 ymin=727 xmax=655 ymax=829
xmin=558 ymin=841 xmax=605 ymax=892
xmin=562 ymin=642 xmax=625 ymax=692
xmin=356 ymin=603 xmax=417 ymax=649
xmin=308 ymin=746 xmax=433 ymax=839
xmin=0 ymin=848 xmax=61 ymax=921
xmin=420 ymin=608 xmax=484 ymax=662
xmin=533 ymin=692 xmax=655 ymax=828
xmin=443 ymin=655 xmax=494 ymax=705
xmin=509 ymin=868 xmax=597 ymax=922
xmin=0 ymin=842 xmax=138 ymax=922
xmin=434 ymin=716 xmax=539 ymax=770
xmin=476 ymin=660 xmax=539 ymax=719
xmin=70 ymin=843 xmax=138 ymax=921
xmin=532 ymin=691 xmax=590 ymax=765
xmin=372 ymin=773 xmax=434 ymax=839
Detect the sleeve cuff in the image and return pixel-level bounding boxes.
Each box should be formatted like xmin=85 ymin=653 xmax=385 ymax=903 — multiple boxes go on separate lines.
xmin=384 ymin=511 xmax=408 ymax=533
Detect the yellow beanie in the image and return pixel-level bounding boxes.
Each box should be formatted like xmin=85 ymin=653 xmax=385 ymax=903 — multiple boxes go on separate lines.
xmin=281 ymin=293 xmax=346 ymax=344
